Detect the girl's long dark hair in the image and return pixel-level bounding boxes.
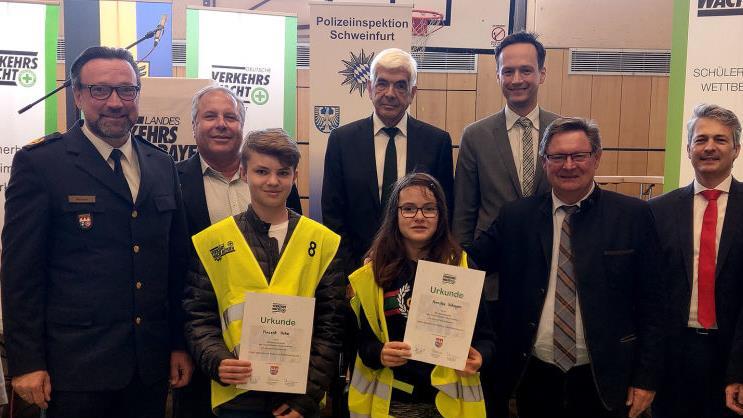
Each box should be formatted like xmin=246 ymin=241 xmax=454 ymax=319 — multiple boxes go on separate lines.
xmin=366 ymin=172 xmax=462 ymax=289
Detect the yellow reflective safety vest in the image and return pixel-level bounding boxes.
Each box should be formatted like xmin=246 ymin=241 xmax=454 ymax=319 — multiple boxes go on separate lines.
xmin=192 ymin=215 xmax=340 ymax=411
xmin=347 ymin=254 xmax=486 ymax=418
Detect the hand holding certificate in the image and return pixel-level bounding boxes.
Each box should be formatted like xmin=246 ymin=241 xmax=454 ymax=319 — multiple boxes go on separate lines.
xmin=403 ymin=260 xmax=485 ymax=370
xmin=237 ymin=292 xmax=315 ymax=393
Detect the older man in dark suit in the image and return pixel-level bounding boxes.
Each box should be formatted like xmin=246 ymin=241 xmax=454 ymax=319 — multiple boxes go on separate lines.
xmin=469 ymin=117 xmax=665 ymax=418
xmin=322 ymin=47 xmax=454 ymax=275
xmin=1 ymin=46 xmax=192 ymax=418
xmin=650 ymin=104 xmax=743 ymax=418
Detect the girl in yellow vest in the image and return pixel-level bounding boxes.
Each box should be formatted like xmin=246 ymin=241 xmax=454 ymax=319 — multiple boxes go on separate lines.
xmin=348 ymin=173 xmax=494 ymax=418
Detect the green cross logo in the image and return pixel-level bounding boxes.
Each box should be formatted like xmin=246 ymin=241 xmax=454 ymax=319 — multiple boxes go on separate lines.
xmin=18 ymin=70 xmax=36 ymax=87
xmin=251 ymin=87 xmax=269 ymax=105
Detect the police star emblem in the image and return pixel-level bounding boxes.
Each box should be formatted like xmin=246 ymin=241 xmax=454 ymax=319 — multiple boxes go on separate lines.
xmin=314 ymin=106 xmax=340 ymax=133
xmin=77 ymin=213 xmax=92 ymax=230
xmin=338 ymin=49 xmax=374 ymax=97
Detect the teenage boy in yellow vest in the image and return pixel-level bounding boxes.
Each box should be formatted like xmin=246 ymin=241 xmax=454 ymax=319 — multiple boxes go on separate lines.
xmin=183 ymin=128 xmax=344 ymax=418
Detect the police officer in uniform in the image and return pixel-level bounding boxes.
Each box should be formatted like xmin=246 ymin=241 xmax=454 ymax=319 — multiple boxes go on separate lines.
xmin=1 ymin=46 xmax=192 ymax=418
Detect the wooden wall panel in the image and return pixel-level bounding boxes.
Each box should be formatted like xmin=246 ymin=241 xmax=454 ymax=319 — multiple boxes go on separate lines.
xmin=647 ymin=151 xmax=665 ymax=194
xmin=560 ymin=57 xmax=592 ymax=118
xmin=475 ymin=54 xmax=503 ymax=120
xmin=649 ymin=76 xmax=669 ymax=149
xmin=618 ymin=76 xmax=652 ymax=149
xmin=538 ymin=49 xmax=565 ymax=115
xmin=589 ymin=76 xmax=622 ymax=149
xmin=446 ymin=91 xmax=476 ymax=146
xmin=297 ymin=143 xmax=309 ymax=196
xmin=447 ymin=73 xmax=477 ymax=91
xmin=416 ymin=90 xmax=447 ymax=131
xmin=616 ymin=151 xmax=648 ymax=195
xmin=297 ymin=69 xmax=309 ymax=88
xmin=173 ymin=66 xmax=186 ymax=78
xmin=296 ymin=87 xmax=310 ymax=141
xmin=417 ymin=73 xmax=447 ymax=90
xmin=452 ymin=148 xmax=459 ymax=174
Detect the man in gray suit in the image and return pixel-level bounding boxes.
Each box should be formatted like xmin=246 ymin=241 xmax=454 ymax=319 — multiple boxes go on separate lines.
xmin=453 ymin=31 xmax=559 ymax=252
xmin=452 ymin=31 xmax=559 ymax=417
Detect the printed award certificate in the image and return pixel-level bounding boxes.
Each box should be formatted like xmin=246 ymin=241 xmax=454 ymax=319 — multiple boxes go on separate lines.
xmin=403 ymin=260 xmax=485 ymax=370
xmin=237 ymin=292 xmax=315 ymax=393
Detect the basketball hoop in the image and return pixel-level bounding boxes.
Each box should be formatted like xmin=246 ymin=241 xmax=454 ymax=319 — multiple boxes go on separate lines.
xmin=411 ymin=9 xmax=443 ymax=62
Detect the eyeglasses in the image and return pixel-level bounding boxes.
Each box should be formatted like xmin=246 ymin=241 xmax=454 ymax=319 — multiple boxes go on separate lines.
xmin=82 ymin=84 xmax=141 ymax=101
xmin=544 ymin=151 xmax=593 ymax=164
xmin=398 ymin=205 xmax=438 ymax=218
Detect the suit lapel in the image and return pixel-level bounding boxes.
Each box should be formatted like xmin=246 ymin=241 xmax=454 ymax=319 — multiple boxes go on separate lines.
xmin=538 ymin=193 xmax=553 ymax=265
xmin=492 ymin=111 xmax=522 ymax=196
xmin=405 ymin=116 xmax=419 ymax=173
xmin=179 ymin=154 xmax=211 ymax=232
xmin=133 ymin=138 xmax=151 ymax=206
xmin=66 ymin=125 xmax=133 ymax=204
xmin=535 ymin=109 xmax=552 ymax=192
xmin=716 ymin=179 xmax=743 ymax=278
xmin=678 ymin=183 xmax=695 ymax=288
xmin=359 ymin=116 xmax=381 ymax=211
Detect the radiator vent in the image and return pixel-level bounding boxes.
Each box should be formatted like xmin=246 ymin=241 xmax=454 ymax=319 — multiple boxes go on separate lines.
xmin=569 ymin=49 xmax=670 ymax=76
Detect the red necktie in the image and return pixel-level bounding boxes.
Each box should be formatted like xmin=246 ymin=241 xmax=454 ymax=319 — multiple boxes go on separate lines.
xmin=698 ymin=189 xmax=722 ymax=329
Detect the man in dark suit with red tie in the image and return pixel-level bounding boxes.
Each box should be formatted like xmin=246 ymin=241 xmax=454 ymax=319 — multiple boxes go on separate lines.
xmin=650 ymin=103 xmax=743 ymax=418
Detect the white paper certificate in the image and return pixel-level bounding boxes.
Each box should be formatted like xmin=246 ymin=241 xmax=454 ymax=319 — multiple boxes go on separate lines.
xmin=403 ymin=260 xmax=485 ymax=370
xmin=237 ymin=292 xmax=315 ymax=393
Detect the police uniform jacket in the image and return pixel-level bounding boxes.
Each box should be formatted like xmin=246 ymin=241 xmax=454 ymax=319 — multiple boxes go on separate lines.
xmin=1 ymin=121 xmax=189 ymax=391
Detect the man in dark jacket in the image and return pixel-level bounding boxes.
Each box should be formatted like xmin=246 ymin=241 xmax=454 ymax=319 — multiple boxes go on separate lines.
xmin=184 ymin=128 xmax=344 ymax=417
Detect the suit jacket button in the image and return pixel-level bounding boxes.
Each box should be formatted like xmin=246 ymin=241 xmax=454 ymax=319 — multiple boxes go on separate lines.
xmin=528 ymin=322 xmax=536 ymax=329
xmin=539 ymin=288 xmax=546 ymax=295
xmin=522 ymin=352 xmax=529 ymax=358
xmin=135 ymin=316 xmax=142 ymax=325
xmin=131 ymin=210 xmax=138 ymax=218
xmin=133 ymin=244 xmax=140 ymax=253
xmin=135 ymin=281 xmax=143 ymax=290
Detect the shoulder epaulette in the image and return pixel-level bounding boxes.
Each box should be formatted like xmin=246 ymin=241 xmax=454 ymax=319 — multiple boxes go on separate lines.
xmin=23 ymin=132 xmax=63 ymax=150
xmin=134 ymin=135 xmax=168 ymax=154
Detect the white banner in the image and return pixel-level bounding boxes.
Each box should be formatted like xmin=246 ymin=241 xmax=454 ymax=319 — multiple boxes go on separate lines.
xmin=666 ymin=0 xmax=743 ymax=187
xmin=186 ymin=7 xmax=297 ymax=136
xmin=308 ymin=1 xmax=412 ymax=219
xmin=0 ymin=1 xmax=58 ymax=240
xmin=135 ymin=77 xmax=214 ymax=162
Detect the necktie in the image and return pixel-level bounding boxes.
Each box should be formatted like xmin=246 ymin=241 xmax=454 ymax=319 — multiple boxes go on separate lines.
xmin=516 ymin=117 xmax=535 ymax=197
xmin=698 ymin=189 xmax=722 ymax=329
xmin=110 ymin=149 xmax=132 ymax=199
xmin=554 ymin=205 xmax=578 ymax=372
xmin=380 ymin=127 xmax=399 ymax=208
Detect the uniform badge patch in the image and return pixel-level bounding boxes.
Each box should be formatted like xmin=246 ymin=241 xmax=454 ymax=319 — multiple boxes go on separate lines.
xmin=78 ymin=213 xmax=92 ymax=230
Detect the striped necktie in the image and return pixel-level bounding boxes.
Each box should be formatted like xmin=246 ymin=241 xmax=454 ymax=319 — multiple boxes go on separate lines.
xmin=554 ymin=205 xmax=578 ymax=372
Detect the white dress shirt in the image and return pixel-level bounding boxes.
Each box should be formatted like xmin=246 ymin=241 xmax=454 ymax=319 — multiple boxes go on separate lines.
xmin=83 ymin=123 xmax=141 ymax=202
xmin=505 ymin=105 xmax=540 ymax=188
xmin=533 ymin=184 xmax=595 ymax=367
xmin=200 ymin=155 xmax=251 ymax=225
xmin=688 ymin=175 xmax=731 ymax=328
xmin=372 ymin=112 xmax=408 ymax=200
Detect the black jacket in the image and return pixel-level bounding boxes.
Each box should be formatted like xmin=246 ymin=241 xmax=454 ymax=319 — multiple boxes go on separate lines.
xmin=322 ymin=115 xmax=454 ymax=275
xmin=183 ymin=207 xmax=344 ymax=416
xmin=468 ymin=187 xmax=666 ymax=411
xmin=650 ymin=181 xmax=743 ymax=384
xmin=1 ymin=122 xmax=189 ymax=390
